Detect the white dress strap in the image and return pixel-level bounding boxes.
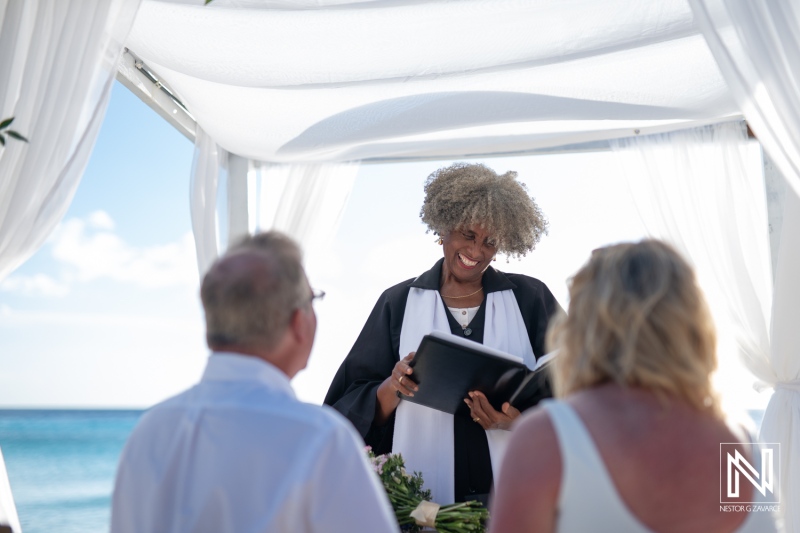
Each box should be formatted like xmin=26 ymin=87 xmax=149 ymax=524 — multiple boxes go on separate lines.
xmin=543 ymin=401 xmax=778 ymax=533
xmin=542 ymin=400 xmax=653 ymax=533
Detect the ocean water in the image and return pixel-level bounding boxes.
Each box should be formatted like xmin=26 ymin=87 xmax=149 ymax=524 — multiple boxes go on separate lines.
xmin=0 ymin=407 xmax=766 ymax=532
xmin=0 ymin=410 xmax=143 ymax=533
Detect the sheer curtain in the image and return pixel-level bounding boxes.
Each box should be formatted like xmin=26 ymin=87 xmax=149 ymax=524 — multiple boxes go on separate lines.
xmin=689 ymin=0 xmax=800 ymax=199
xmin=612 ymin=123 xmax=773 ymax=384
xmin=0 ymin=0 xmax=141 ymax=281
xmin=254 ymin=161 xmax=359 ymax=264
xmin=190 ymin=129 xmax=359 ymax=276
xmin=688 ymin=2 xmax=800 ymax=527
xmin=611 ymin=122 xmax=798 ymax=527
xmin=764 ymin=185 xmax=800 ymax=532
xmin=190 ymin=127 xmax=227 ymax=276
xmin=126 ymin=0 xmax=738 ymax=163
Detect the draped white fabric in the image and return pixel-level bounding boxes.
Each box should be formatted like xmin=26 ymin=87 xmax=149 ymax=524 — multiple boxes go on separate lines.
xmin=190 ymin=127 xmax=227 ymax=276
xmin=687 ymin=3 xmax=800 ymax=527
xmin=190 ymin=129 xmax=359 ymax=275
xmin=611 ymin=123 xmax=800 ymax=528
xmin=763 ymin=184 xmax=800 ymax=532
xmin=0 ymin=0 xmax=141 ymax=281
xmin=611 ymin=123 xmax=773 ymax=385
xmin=0 ymin=447 xmax=20 ymax=533
xmin=126 ymin=0 xmax=739 ymax=163
xmin=254 ymin=161 xmax=359 ymax=265
xmin=689 ymin=0 xmax=800 ymax=199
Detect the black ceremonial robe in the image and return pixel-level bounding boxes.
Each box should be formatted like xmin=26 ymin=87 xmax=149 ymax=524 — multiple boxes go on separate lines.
xmin=324 ymin=258 xmax=562 ymax=503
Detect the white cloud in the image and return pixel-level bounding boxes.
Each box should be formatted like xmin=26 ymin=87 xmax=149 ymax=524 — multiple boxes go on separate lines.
xmin=0 ymin=273 xmax=70 ymax=297
xmin=48 ymin=214 xmax=198 ymax=288
xmin=87 ymin=209 xmax=115 ymax=230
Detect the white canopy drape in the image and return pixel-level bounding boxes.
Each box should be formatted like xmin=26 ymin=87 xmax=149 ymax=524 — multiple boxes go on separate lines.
xmin=254 ymin=161 xmax=359 ymax=263
xmin=612 ymin=122 xmax=773 ymax=385
xmin=766 ymin=188 xmax=800 ymax=532
xmin=190 ymin=127 xmax=227 ymax=275
xmin=689 ymin=1 xmax=800 ymax=528
xmin=0 ymin=0 xmax=141 ymax=281
xmin=689 ymin=0 xmax=800 ymax=198
xmin=135 ymin=0 xmax=745 ymax=283
xmin=126 ymin=0 xmax=739 ymax=164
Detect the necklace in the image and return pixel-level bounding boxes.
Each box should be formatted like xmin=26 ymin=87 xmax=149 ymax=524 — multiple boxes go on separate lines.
xmin=440 ymin=286 xmax=483 ymax=299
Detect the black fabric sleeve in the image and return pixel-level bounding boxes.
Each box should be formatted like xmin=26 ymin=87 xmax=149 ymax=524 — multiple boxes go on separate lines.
xmin=323 ymin=280 xmax=412 ymax=454
xmin=506 ymin=274 xmax=563 ymax=357
xmin=508 ymin=275 xmax=564 ymax=409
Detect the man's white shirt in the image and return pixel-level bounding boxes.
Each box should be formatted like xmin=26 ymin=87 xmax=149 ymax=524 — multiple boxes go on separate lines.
xmin=111 ymin=353 xmax=397 ymax=533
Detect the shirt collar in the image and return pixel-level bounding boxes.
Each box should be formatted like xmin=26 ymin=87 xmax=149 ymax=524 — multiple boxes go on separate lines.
xmin=201 ymin=352 xmax=296 ymax=399
xmin=409 ymin=257 xmax=516 ymax=293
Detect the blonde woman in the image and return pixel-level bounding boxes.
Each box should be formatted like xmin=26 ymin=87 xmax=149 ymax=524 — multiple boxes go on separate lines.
xmin=490 ymin=240 xmax=778 ymax=533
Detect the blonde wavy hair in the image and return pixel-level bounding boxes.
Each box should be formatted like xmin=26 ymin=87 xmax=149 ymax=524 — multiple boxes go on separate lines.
xmin=547 ymin=240 xmax=721 ymax=416
xmin=420 ymin=162 xmax=548 ymax=258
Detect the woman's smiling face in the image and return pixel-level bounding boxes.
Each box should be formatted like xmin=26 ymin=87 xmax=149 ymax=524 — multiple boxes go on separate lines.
xmin=441 ymin=225 xmax=497 ymax=284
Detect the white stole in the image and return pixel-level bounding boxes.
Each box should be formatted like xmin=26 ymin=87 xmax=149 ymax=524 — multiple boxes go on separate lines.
xmin=393 ymin=287 xmax=535 ymax=504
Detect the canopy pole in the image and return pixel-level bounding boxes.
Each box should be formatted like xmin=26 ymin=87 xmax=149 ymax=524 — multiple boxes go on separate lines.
xmin=227 ymin=154 xmax=250 ymax=246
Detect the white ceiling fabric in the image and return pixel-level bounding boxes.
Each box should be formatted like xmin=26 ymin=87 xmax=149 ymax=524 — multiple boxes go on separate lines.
xmin=127 ymin=0 xmax=739 ymax=162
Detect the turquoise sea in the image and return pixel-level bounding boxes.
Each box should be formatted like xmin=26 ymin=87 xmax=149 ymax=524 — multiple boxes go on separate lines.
xmin=0 ymin=410 xmax=143 ymax=533
xmin=0 ymin=408 xmax=766 ymax=532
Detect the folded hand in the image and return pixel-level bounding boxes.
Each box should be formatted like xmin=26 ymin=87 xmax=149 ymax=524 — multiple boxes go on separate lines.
xmin=464 ymin=391 xmax=520 ymax=431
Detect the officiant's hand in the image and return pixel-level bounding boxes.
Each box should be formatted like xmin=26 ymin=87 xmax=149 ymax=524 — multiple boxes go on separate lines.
xmin=375 ymin=352 xmax=418 ymax=425
xmin=464 ymin=391 xmax=520 ymax=431
xmin=391 ymin=352 xmax=418 ymax=397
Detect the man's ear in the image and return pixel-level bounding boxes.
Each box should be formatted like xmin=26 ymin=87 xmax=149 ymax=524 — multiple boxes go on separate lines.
xmin=288 ymin=307 xmax=312 ymax=343
xmin=288 ymin=308 xmax=304 ymax=343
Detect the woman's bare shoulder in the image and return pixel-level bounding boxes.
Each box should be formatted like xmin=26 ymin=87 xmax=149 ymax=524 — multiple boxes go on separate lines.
xmin=489 ymin=405 xmax=561 ymax=533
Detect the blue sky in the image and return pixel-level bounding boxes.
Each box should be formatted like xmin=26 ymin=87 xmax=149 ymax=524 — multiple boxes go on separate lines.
xmin=0 ymin=81 xmax=772 ymax=413
xmin=0 ymin=83 xmax=203 ymax=407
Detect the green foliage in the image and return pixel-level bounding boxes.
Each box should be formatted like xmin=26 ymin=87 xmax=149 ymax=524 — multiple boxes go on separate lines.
xmin=0 ymin=117 xmax=28 ymax=146
xmin=367 ymin=448 xmax=489 ymax=532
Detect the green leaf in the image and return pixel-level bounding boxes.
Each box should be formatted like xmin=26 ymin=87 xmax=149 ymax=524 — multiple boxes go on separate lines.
xmin=6 ymin=130 xmax=28 ymax=142
xmin=204 ymin=0 xmax=214 ymax=4
xmin=0 ymin=134 xmax=4 ymax=146
xmin=0 ymin=117 xmax=13 ymax=129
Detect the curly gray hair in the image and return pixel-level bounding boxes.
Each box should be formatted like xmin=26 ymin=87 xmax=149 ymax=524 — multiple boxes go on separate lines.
xmin=419 ymin=163 xmax=548 ymax=258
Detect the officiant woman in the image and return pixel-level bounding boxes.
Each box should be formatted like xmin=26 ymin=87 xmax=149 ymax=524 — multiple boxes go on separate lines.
xmin=324 ymin=162 xmax=562 ymax=505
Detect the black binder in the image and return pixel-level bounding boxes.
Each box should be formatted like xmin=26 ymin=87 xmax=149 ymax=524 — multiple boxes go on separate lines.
xmin=403 ymin=331 xmax=555 ymax=416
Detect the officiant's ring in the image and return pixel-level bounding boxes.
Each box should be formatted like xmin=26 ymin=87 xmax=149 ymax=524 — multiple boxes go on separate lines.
xmin=473 ymin=417 xmax=480 ymax=423
xmin=399 ymin=376 xmax=405 ymax=385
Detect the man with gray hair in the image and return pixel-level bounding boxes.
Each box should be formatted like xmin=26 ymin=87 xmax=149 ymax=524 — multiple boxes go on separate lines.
xmin=110 ymin=232 xmax=397 ymax=533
